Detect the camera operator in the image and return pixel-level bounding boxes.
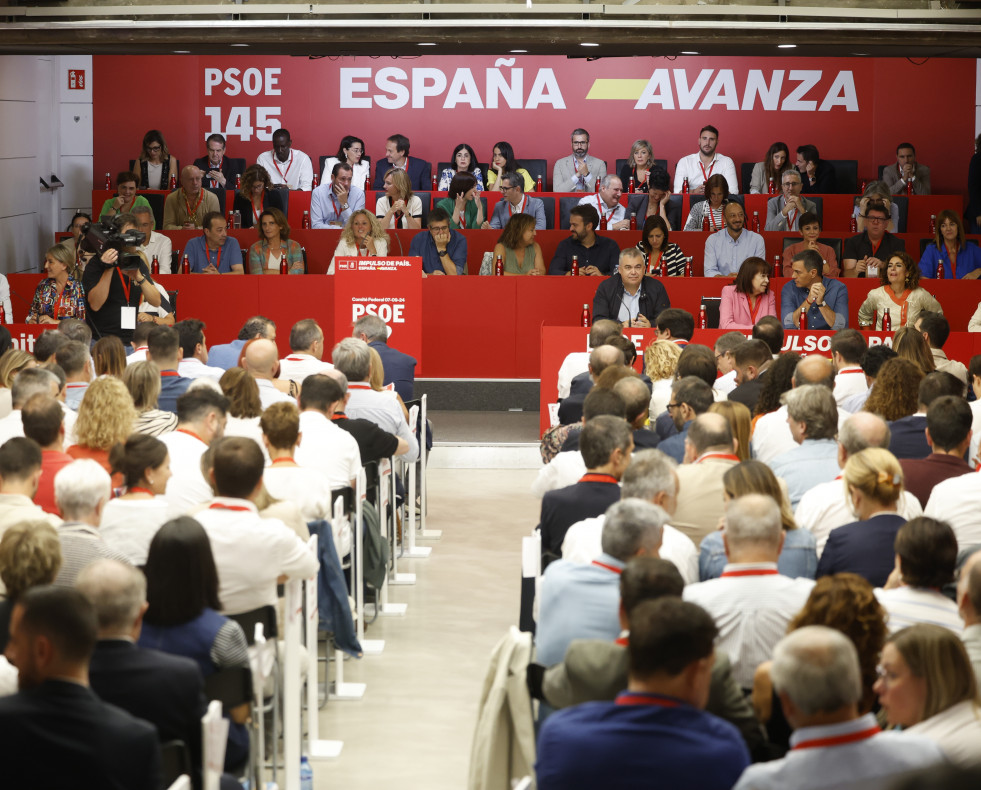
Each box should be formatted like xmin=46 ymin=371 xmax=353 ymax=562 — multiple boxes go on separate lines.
xmin=81 ymin=212 xmax=162 ymax=344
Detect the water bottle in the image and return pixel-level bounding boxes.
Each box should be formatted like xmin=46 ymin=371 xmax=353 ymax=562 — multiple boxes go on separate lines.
xmin=752 ymin=211 xmax=760 ymax=232
xmin=629 ymin=212 xmax=637 ymax=230
xmin=936 ymin=260 xmax=945 ymax=280
xmin=929 ymin=214 xmax=937 ymax=234
xmin=906 ymin=178 xmax=914 ymax=196
xmin=227 ymin=210 xmax=235 ymax=227
xmin=280 ymin=252 xmax=288 ymax=274
xmin=536 ymin=174 xmax=543 ymax=191
xmin=849 ymin=216 xmax=858 ymax=233
xmin=300 ymin=755 xmax=313 ymax=790
xmin=181 ymin=254 xmax=189 ymax=274
xmin=236 ymin=174 xmax=242 ymax=189
xmin=571 ymin=255 xmax=579 ymax=276
xmin=881 ymin=309 xmax=892 ymax=331
xmin=860 ymin=179 xmax=867 ymax=193
xmin=302 ymin=211 xmax=310 ymax=229
xmin=431 ymin=173 xmax=438 ymax=190
xmin=495 ymin=255 xmax=504 ymax=276
xmin=684 ymin=257 xmax=693 ymax=277
xmin=767 ymin=177 xmax=775 ymax=195
xmin=698 ymin=305 xmax=707 ymax=329
xmin=702 ymin=214 xmax=709 ymax=232
xmin=233 ymin=210 xmax=242 ymax=229
xmin=105 ymin=172 xmax=111 ymax=190
xmin=151 ymin=255 xmax=159 ymax=275
xmin=659 ymin=256 xmax=668 ymax=278
xmin=169 ymin=173 xmax=177 ymax=189
xmin=773 ymin=255 xmax=781 ymax=278
xmin=628 ymin=176 xmax=634 ymax=194
xmin=600 ymin=213 xmax=608 ymax=231
xmin=311 ymin=173 xmax=319 ymax=188
xmin=682 ymin=177 xmax=689 ymax=195
xmin=595 ymin=178 xmax=600 ymax=193
xmin=799 ymin=305 xmax=808 ymax=330
xmin=580 ymin=304 xmax=590 ymax=327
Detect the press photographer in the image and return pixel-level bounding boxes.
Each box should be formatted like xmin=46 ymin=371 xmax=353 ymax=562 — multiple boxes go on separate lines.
xmin=81 ymin=213 xmax=162 ymax=343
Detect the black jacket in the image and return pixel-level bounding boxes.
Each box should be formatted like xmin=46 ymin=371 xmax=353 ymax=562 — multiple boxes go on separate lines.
xmin=592 ymin=274 xmax=670 ymax=326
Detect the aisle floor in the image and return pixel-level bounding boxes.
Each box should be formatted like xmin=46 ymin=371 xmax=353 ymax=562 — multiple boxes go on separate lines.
xmin=313 ymin=467 xmax=540 ymax=789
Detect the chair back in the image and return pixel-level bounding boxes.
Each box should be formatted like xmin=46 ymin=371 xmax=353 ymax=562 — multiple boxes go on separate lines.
xmin=144 ymin=192 xmax=166 ymax=231
xmin=537 ymin=196 xmax=556 ymax=230
xmin=203 ymin=665 xmax=253 ymax=710
xmin=160 ymin=740 xmax=192 ymax=790
xmin=826 ymin=159 xmax=858 ymax=194
xmin=740 ymin=161 xmax=756 ymax=195
xmin=701 ymin=296 xmax=722 ymax=329
xmin=516 ymin=159 xmax=548 ymax=190
xmin=228 ymin=604 xmax=278 ymax=644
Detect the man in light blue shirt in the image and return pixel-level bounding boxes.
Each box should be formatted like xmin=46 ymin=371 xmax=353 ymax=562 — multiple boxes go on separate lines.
xmin=311 ymin=163 xmax=365 ymax=229
xmin=703 ymin=202 xmax=765 ymax=278
xmin=770 ymin=384 xmax=841 ymax=508
xmin=781 ymin=249 xmax=848 ymax=330
xmin=733 ymin=626 xmax=945 ymax=790
xmin=184 ymin=213 xmax=243 ymax=274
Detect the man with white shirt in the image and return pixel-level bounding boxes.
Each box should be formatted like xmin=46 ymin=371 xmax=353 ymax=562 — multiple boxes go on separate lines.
xmin=175 ymin=319 xmax=224 ymax=382
xmin=561 ymin=448 xmax=699 ymax=585
xmin=556 ymin=319 xmax=619 ymax=401
xmin=684 ymin=494 xmax=815 ymax=689
xmin=242 ymin=339 xmax=294 ymax=411
xmin=796 ymin=412 xmax=922 ymax=556
xmin=132 ymin=205 xmax=172 ymax=273
xmin=830 ymin=329 xmax=868 ymax=406
xmin=577 ymin=175 xmax=628 ymax=231
xmin=160 ymin=389 xmax=228 ymax=518
xmin=0 ymin=437 xmax=61 ymax=538
xmin=733 ymin=626 xmax=945 ymax=790
xmin=192 ymin=437 xmax=318 ymax=615
xmin=126 ymin=323 xmax=153 ymax=366
xmin=255 ymin=128 xmax=313 ymax=191
xmin=703 ymin=203 xmax=765 ymax=278
xmin=924 ymin=464 xmax=981 ymax=548
xmin=915 ymin=312 xmax=967 ymax=386
xmin=279 ymin=319 xmax=332 ymax=384
xmin=332 ymin=338 xmax=419 ymax=464
xmin=54 ymin=341 xmax=91 ymax=411
xmin=673 ymin=125 xmax=738 ymax=195
xmin=0 ymin=368 xmax=63 ymax=449
xmin=713 ymin=332 xmax=746 ymax=397
xmin=293 ymin=375 xmax=362 ymax=490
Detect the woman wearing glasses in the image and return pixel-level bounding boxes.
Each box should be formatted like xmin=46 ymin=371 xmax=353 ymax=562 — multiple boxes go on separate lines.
xmin=321 ymin=135 xmax=370 ymax=191
xmin=135 ymin=130 xmax=179 ymax=190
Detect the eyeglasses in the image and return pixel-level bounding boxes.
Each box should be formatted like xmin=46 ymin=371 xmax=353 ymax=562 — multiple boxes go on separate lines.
xmin=864 ymin=216 xmax=887 ymax=223
xmin=146 ymin=145 xmax=162 ymax=152
xmin=500 ymin=185 xmax=516 ymax=193
xmin=875 ymin=664 xmax=902 ymax=684
xmin=666 ymin=402 xmax=682 ymax=411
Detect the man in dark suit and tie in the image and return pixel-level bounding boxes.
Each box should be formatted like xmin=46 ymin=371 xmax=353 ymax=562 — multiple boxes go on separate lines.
xmin=538 ymin=415 xmax=633 ymax=566
xmin=353 ymin=313 xmax=418 ymax=402
xmin=0 ymin=585 xmax=161 ymax=788
xmin=192 ymin=133 xmax=245 ymax=191
xmin=78 ymin=558 xmax=209 ymax=786
xmin=372 ymin=133 xmax=432 ymax=192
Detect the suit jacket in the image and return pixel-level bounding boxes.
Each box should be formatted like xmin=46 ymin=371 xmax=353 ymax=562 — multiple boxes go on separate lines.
xmin=816 ymin=513 xmax=907 ymax=588
xmin=552 ymin=154 xmax=607 ymax=193
xmin=888 ymin=414 xmax=930 ymax=460
xmin=657 ymin=420 xmax=690 ymax=464
xmin=0 ymin=678 xmax=161 ymax=789
xmin=674 ymin=455 xmax=740 ymax=546
xmin=538 ymin=479 xmax=621 ymax=565
xmin=89 ymin=639 xmax=207 ymax=784
xmin=488 ymin=196 xmax=547 ymax=230
xmin=728 ymin=369 xmax=768 ymax=414
xmin=557 ymin=390 xmax=587 ymax=425
xmin=543 ymin=641 xmax=765 ymax=756
xmin=592 ymin=274 xmax=671 ymax=326
xmin=192 ymin=156 xmax=245 ymax=188
xmin=368 ymin=340 xmax=417 ymax=402
xmin=372 ymin=156 xmax=432 ymax=192
xmin=881 ymin=162 xmax=931 ymax=196
xmin=765 ymin=196 xmax=817 ymax=231
xmin=567 ymin=371 xmax=592 ymax=399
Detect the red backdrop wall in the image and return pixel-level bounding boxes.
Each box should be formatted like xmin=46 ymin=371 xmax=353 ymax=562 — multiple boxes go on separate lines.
xmin=93 ymin=56 xmax=975 ymax=197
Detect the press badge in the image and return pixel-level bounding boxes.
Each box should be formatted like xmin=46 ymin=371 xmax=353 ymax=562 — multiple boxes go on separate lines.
xmin=120 ymin=306 xmax=137 ymax=329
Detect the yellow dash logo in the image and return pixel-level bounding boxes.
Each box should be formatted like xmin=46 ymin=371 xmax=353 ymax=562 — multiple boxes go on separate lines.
xmin=585 ymin=79 xmax=650 ymax=100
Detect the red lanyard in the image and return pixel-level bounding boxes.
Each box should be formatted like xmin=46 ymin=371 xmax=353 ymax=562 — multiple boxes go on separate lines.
xmin=591 ymin=560 xmax=622 ymax=575
xmin=697 ymin=453 xmax=740 ymax=464
xmin=252 ymin=198 xmax=262 ymax=225
xmin=128 ymin=486 xmax=154 ymax=496
xmin=651 ymin=250 xmax=664 ymax=274
xmin=205 ymin=242 xmax=222 ymax=272
xmin=117 ymin=269 xmax=131 ymax=304
xmin=788 ymin=207 xmax=799 ymax=229
xmin=579 ymin=473 xmax=619 ymax=484
xmin=596 ymin=194 xmax=614 ymax=224
xmin=616 ymin=693 xmax=680 ymax=708
xmin=272 ymin=153 xmax=293 ymax=181
xmin=270 ymin=457 xmax=296 ymax=466
xmin=177 ymin=428 xmax=206 ymax=444
xmin=699 ymin=159 xmax=715 ymax=185
xmin=209 ymin=502 xmax=252 ymax=512
xmin=746 ymin=294 xmax=766 ymax=324
xmin=792 ymin=725 xmax=881 ymax=751
xmin=508 ymin=197 xmax=526 ymax=217
xmin=209 ymin=157 xmax=223 ymax=188
xmin=183 ymin=190 xmax=204 ymax=223
xmin=330 ymin=194 xmax=342 ymax=217
xmin=721 ymin=568 xmax=779 ymax=578
xmin=118 ymin=197 xmax=135 ymax=214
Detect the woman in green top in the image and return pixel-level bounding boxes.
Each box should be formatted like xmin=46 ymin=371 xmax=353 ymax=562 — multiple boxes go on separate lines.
xmin=437 ymin=174 xmax=484 ymax=230
xmin=99 ymin=171 xmax=152 ymax=221
xmin=492 ymin=213 xmax=545 ymax=276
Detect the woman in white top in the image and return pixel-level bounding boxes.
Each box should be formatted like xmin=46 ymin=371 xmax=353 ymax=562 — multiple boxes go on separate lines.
xmin=329 ymin=210 xmax=390 ymax=274
xmin=322 ymin=135 xmax=370 ymax=192
xmin=643 ymin=339 xmax=682 ymax=421
xmin=218 ymin=367 xmax=269 ymax=462
xmin=100 ymin=434 xmax=172 ymax=565
xmin=375 ymin=169 xmax=422 ymax=230
xmin=876 ymin=624 xmax=981 ymax=767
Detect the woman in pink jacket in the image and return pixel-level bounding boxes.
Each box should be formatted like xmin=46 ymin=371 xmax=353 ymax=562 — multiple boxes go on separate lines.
xmin=719 ymin=256 xmax=777 ymax=329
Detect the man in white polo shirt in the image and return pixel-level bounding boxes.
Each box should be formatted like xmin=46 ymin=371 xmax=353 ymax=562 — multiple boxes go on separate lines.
xmin=673 ymin=125 xmax=738 ymax=195
xmin=160 ymin=388 xmax=228 ymax=518
xmin=175 ymin=319 xmax=225 ymax=382
xmin=294 ymin=374 xmax=361 ymax=490
xmin=278 ymin=319 xmax=333 ymax=384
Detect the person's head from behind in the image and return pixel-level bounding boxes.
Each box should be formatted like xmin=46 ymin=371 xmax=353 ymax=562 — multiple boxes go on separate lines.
xmin=603 ymin=334 xmax=638 ymax=369
xmin=144 ymin=517 xmax=222 ymax=627
xmin=669 ymin=376 xmax=714 ymax=432
xmin=751 ymin=315 xmax=784 ymax=357
xmin=926 ymin=396 xmax=972 ymax=455
xmin=352 ymin=314 xmax=387 ymax=345
xmin=0 ymin=436 xmax=43 ymax=496
xmin=108 ymin=432 xmax=170 ymax=493
xmin=643 ymin=339 xmax=682 ymax=382
xmin=722 ymin=459 xmax=795 ymax=531
xmin=709 ymin=400 xmax=752 ymax=461
xmin=260 ymin=401 xmax=301 ymax=454
xmin=793 ymin=354 xmax=835 ymax=390
xmin=5 ymin=585 xmax=98 ymax=690
xmin=299 ymin=373 xmax=345 ymax=415
xmin=579 ymin=415 xmax=633 ymax=476
xmin=175 ymin=388 xmax=229 ymax=440
xmin=876 ymin=624 xmax=980 ymax=729
xmin=11 ymin=367 xmax=58 ymax=410
xmin=621 ymin=450 xmax=678 ymax=516
xmin=731 ymin=339 xmax=771 ymax=386
xmin=76 ymin=559 xmax=147 ymax=640
xmin=599 ymin=498 xmax=667 ymax=563
xmin=771 ymin=626 xmax=863 ymax=729
xmin=784 ymin=384 xmax=838 ymax=443
xmin=587 ymin=343 xmax=625 ymax=381
xmin=675 ymin=344 xmax=717 ymax=388
xmin=723 ymin=492 xmax=783 ymax=562
xmin=243 ymin=338 xmax=280 ymax=380
xmin=830 ymin=329 xmax=867 ymax=370
xmin=842 ymin=447 xmax=902 ymax=514
xmin=918 ymin=371 xmax=964 ymax=410
xmin=863 ymin=358 xmax=924 ymax=421
xmin=21 ymin=393 xmax=64 ymax=452
xmin=627 ymin=598 xmax=718 ymax=709
xmin=619 ymin=556 xmax=685 ymax=619
xmin=147 ymin=325 xmax=181 ymax=369
xmin=655 ymin=308 xmax=694 ymax=343
xmin=0 ymin=521 xmax=61 ymax=602
xmin=33 ymin=330 xmax=68 ymax=365
xmin=54 ymin=459 xmax=111 ymax=523
xmin=237 ymin=315 xmax=276 ymax=343
xmin=123 ymin=360 xmax=163 ymax=414
xmin=332 ymin=337 xmax=371 ymax=383
xmin=210 ymin=436 xmax=264 ymax=500
xmin=588 ymin=319 xmax=620 ymax=350
xmin=612 ymin=375 xmax=651 ymax=428
xmin=684 ymin=411 xmax=734 ymax=463
xmin=895 ymin=517 xmax=958 ymax=591
xmin=581 ymin=388 xmax=626 ymax=422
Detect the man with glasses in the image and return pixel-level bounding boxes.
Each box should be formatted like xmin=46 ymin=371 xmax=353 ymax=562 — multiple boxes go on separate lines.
xmin=781 ymin=249 xmax=848 ymax=330
xmin=842 ymin=200 xmax=906 ymax=277
xmin=408 ymin=207 xmax=466 ymax=275
xmin=484 ymin=172 xmax=546 ymax=230
xmin=577 ymin=175 xmax=629 ymax=231
xmin=765 ymin=169 xmax=816 ymax=231
xmin=192 ymin=133 xmax=244 ymax=190
xmin=552 ymin=128 xmax=607 ymax=193
xmin=131 ymin=205 xmax=172 ymax=273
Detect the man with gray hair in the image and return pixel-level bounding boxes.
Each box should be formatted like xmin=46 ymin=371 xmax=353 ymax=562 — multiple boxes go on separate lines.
xmin=207 ymin=315 xmax=276 ymax=370
xmin=685 ymin=494 xmax=815 ymax=689
xmin=132 ymin=203 xmax=172 ymax=272
xmin=0 ymin=367 xmax=65 ymax=447
xmin=592 ymin=246 xmax=671 ymax=328
xmin=353 ymin=313 xmax=417 ymax=402
xmin=332 ymin=337 xmax=418 ymax=463
xmin=765 ymin=168 xmax=816 ymax=232
xmin=561 ymin=449 xmax=699 ymax=584
xmin=556 ymin=318 xmax=620 ymax=401
xmin=53 ymin=459 xmax=129 ymax=588
xmin=278 ymin=319 xmax=332 ymax=383
xmin=80 ymin=559 xmax=209 ymax=781
xmin=577 ymin=174 xmax=629 ymax=230
xmin=536 ymin=498 xmax=666 ymax=667
xmin=795 ymin=412 xmax=922 ymax=555
xmin=733 ymin=626 xmax=945 ymax=789
xmin=956 ymin=550 xmax=981 ymax=682
xmin=770 ymin=383 xmax=841 ymax=508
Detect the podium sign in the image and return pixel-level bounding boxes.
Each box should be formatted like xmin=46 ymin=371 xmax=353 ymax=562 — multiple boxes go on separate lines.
xmin=333 ymin=257 xmax=423 ymax=365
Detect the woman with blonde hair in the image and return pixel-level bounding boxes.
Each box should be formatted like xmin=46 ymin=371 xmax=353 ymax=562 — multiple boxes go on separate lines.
xmin=123 ymin=361 xmax=177 ymax=437
xmin=0 ymin=521 xmax=62 ymax=651
xmin=67 ymin=376 xmax=138 ymax=476
xmin=816 ymin=447 xmax=906 ymax=587
xmin=877 ymin=624 xmax=981 ymax=766
xmin=93 ymin=336 xmax=127 ymax=378
xmin=644 ymin=339 xmax=682 ymax=420
xmin=329 ymin=209 xmax=389 ymax=274
xmin=0 ymin=349 xmax=36 ymax=389
xmin=708 ymin=400 xmax=752 ymax=462
xmin=27 ymin=245 xmax=85 ymax=324
xmin=376 ymin=169 xmax=422 ymax=229
xmin=699 ymin=459 xmax=817 ymax=581
xmin=248 ymin=207 xmax=303 ymax=275
xmin=618 ymin=139 xmax=655 ymax=191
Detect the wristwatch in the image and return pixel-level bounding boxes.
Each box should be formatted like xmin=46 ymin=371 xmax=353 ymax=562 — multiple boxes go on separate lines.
xmin=436 ymin=249 xmax=448 ymax=256
xmin=817 ymin=301 xmax=826 ymax=307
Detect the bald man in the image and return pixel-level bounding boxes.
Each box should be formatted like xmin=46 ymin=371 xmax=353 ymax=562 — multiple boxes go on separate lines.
xmin=958 ymin=551 xmax=981 ymax=682
xmin=558 ymin=345 xmax=626 ymax=426
xmin=162 ymin=166 xmax=220 ymax=229
xmin=244 ymin=338 xmax=295 ymax=410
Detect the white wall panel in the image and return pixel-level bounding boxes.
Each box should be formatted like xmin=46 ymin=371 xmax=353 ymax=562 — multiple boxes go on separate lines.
xmin=0 ymin=215 xmax=43 ymax=277
xmin=0 ymin=100 xmax=39 ymax=160
xmin=0 ymin=56 xmax=38 ymax=103
xmin=57 ymin=55 xmax=92 ymax=104
xmin=59 ymin=104 xmax=93 ymax=158
xmin=58 ymin=155 xmax=93 ymax=210
xmin=0 ymin=158 xmax=40 ymax=219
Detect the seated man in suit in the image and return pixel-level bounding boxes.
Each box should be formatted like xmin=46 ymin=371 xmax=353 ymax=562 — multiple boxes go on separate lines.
xmin=558 ymin=344 xmax=625 ymax=426
xmin=765 ymin=169 xmax=816 ymax=232
xmin=0 ymin=585 xmax=161 ymax=788
xmin=353 ymin=314 xmax=417 ymax=402
xmin=552 ymin=128 xmax=607 ymax=193
xmin=78 ymin=559 xmax=209 ymax=784
xmin=889 ymin=371 xmax=964 ymax=461
xmin=484 ymin=171 xmax=547 ymax=230
xmin=372 ymin=133 xmax=431 ymax=192
xmin=538 ymin=415 xmax=633 ymax=566
xmin=192 ymin=133 xmax=245 ymax=191
xmin=881 ymin=142 xmax=931 ymax=196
